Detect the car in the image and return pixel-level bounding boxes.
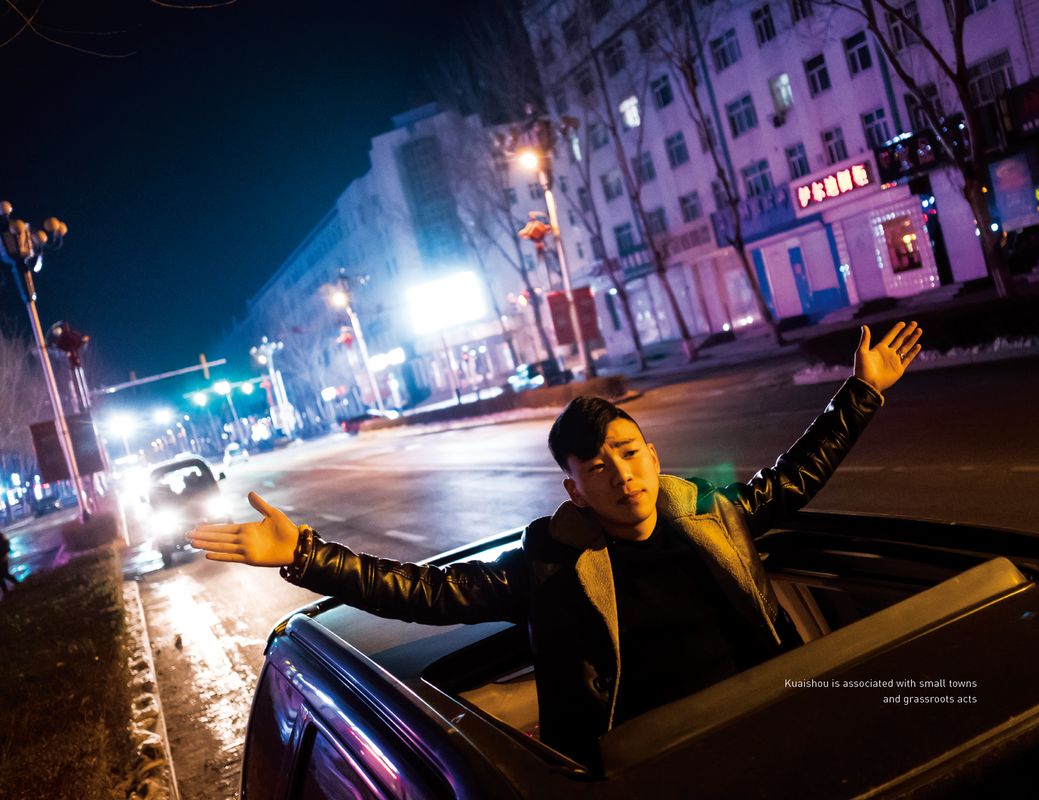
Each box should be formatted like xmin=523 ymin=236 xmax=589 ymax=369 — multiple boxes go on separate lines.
xmin=223 ymin=442 xmax=250 ymax=467
xmin=338 ymin=407 xmax=402 ymax=435
xmin=239 ymin=509 xmax=1039 ymax=798
xmin=146 ymin=456 xmax=231 ymax=567
xmin=506 ymin=360 xmax=574 ymax=393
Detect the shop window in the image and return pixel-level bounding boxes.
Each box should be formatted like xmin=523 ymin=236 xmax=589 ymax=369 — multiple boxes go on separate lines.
xmin=883 ymin=216 xmax=924 ymax=272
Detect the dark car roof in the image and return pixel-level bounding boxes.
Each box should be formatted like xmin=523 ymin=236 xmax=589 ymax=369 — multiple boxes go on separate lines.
xmin=149 ymin=456 xmax=216 ymax=479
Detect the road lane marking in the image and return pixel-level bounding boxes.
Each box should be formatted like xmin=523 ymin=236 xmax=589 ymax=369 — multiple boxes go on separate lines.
xmin=384 ymin=529 xmax=426 ymax=543
xmin=319 ymin=513 xmax=346 ymax=523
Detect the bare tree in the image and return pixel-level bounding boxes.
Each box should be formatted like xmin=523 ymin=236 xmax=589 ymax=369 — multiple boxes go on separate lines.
xmin=567 ymin=3 xmax=701 ymax=360
xmin=0 ymin=326 xmax=50 ymax=478
xmin=652 ymin=0 xmax=785 ymax=345
xmin=554 ymin=109 xmax=650 ymax=370
xmin=810 ymin=0 xmax=1015 ymax=296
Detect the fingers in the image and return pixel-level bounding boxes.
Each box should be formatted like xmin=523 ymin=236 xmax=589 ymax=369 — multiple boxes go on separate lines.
xmin=192 ymin=523 xmax=240 ymax=535
xmin=902 ymin=343 xmax=922 ymax=367
xmin=898 ymin=327 xmax=923 ymax=355
xmin=249 ymin=491 xmax=274 ymax=518
xmin=186 ymin=530 xmax=239 ymax=545
xmin=191 ymin=539 xmax=244 ymax=555
xmin=857 ymin=325 xmax=871 ymax=351
xmin=205 ymin=552 xmax=247 ymax=563
xmin=878 ymin=321 xmax=906 ymax=348
xmin=891 ymin=321 xmax=919 ymax=350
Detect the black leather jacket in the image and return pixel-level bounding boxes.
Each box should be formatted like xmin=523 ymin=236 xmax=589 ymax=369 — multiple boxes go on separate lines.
xmin=288 ymin=378 xmax=884 ymax=765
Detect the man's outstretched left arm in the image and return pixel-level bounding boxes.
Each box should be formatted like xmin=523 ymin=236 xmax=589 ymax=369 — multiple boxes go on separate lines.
xmin=722 ymin=320 xmax=922 ymax=536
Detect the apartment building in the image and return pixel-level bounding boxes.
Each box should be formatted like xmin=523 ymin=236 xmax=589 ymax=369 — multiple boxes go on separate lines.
xmin=522 ymin=0 xmax=1039 ymax=357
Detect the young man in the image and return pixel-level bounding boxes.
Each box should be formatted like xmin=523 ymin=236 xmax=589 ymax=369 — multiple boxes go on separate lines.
xmin=189 ymin=321 xmax=922 ymax=766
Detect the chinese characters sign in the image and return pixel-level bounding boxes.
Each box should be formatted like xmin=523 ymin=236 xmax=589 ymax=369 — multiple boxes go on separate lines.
xmin=794 ymin=162 xmax=872 ymax=212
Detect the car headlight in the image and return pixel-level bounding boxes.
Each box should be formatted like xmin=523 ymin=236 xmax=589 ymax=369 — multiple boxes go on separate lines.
xmin=151 ymin=509 xmax=182 ymax=537
xmin=206 ymin=497 xmax=230 ymax=519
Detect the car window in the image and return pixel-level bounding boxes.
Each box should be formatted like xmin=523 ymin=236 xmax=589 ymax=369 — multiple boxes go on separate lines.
xmin=151 ymin=464 xmax=213 ymax=495
xmin=297 ymin=725 xmax=380 ymax=800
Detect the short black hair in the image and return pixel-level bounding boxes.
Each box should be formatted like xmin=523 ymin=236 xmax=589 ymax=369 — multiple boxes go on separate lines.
xmin=548 ymin=395 xmax=642 ymax=472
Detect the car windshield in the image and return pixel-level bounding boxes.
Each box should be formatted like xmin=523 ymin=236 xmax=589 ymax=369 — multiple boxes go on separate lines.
xmin=150 ymin=462 xmax=214 ymax=495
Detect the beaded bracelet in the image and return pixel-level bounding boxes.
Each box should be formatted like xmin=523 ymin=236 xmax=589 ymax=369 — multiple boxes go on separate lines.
xmin=280 ymin=524 xmax=319 ymax=584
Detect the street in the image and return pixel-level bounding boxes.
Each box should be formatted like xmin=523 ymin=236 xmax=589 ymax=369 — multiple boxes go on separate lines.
xmin=136 ymin=356 xmax=1039 ymax=799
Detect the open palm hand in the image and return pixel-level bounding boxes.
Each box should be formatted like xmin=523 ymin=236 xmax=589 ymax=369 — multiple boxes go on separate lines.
xmin=187 ymin=492 xmax=299 ymax=567
xmin=854 ymin=321 xmax=923 ymax=395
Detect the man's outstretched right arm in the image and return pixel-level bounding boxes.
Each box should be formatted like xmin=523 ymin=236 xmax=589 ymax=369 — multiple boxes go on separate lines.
xmin=188 ymin=492 xmax=528 ymax=626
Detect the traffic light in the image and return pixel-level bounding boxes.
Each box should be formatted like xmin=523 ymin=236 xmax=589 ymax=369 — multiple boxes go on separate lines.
xmin=200 ymin=353 xmax=210 ymax=380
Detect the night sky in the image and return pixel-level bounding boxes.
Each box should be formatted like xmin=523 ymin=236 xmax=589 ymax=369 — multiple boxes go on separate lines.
xmin=2 ymin=0 xmax=472 ymax=397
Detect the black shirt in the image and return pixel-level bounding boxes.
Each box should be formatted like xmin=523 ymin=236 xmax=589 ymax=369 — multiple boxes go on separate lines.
xmin=607 ymin=519 xmax=774 ymax=724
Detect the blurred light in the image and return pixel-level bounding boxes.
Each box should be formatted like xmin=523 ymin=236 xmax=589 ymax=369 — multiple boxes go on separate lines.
xmin=518 ymin=150 xmax=540 ymax=171
xmin=206 ymin=497 xmax=229 ymax=519
xmin=154 ymin=408 xmax=173 ymax=426
xmin=150 ymin=508 xmax=182 ymax=536
xmin=722 ymin=323 xmax=732 ymax=331
xmin=321 ymin=386 xmax=337 ymax=402
xmin=407 ymin=272 xmax=486 ymax=334
xmin=368 ymin=347 xmax=406 ymax=372
xmin=990 ymin=222 xmax=999 ymax=232
xmin=608 ymin=287 xmax=618 ymax=295
xmin=108 ymin=414 xmax=137 ymax=438
xmin=11 ymin=473 xmax=20 ymax=487
xmin=240 ymin=382 xmax=255 ymax=395
xmin=213 ymin=380 xmax=231 ymax=396
xmin=256 ymin=354 xmax=268 ymax=365
xmin=331 ymin=290 xmax=349 ymax=309
xmin=191 ymin=391 xmax=208 ymax=406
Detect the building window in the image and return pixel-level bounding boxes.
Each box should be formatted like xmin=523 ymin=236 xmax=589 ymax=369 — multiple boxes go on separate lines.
xmin=601 ymin=171 xmax=624 ymax=201
xmin=752 ymin=5 xmax=776 ymax=45
xmin=905 ymin=84 xmax=940 ymax=130
xmin=631 ymin=151 xmax=657 ymax=183
xmin=769 ymin=73 xmax=794 ymax=112
xmin=943 ymin=0 xmax=995 ymax=24
xmin=576 ymin=241 xmax=585 ymax=259
xmin=576 ymin=67 xmax=594 ymax=97
xmin=504 ymin=187 xmax=518 ymax=205
xmin=741 ymin=160 xmax=774 ymax=197
xmin=590 ymin=0 xmax=612 ymax=21
xmin=614 ymin=221 xmax=638 ymax=255
xmin=665 ymin=132 xmax=690 ymax=167
xmin=726 ymin=94 xmax=758 ymax=138
xmin=968 ymin=50 xmax=1015 ymax=150
xmin=790 ymin=0 xmax=813 ymax=21
xmin=604 ymin=38 xmax=626 ymax=76
xmin=862 ymin=107 xmax=891 ymax=148
xmin=578 ymin=186 xmax=593 ymax=212
xmin=822 ymin=126 xmax=848 ymax=164
xmin=589 ymin=121 xmax=610 ymax=150
xmin=552 ymin=88 xmax=569 ymax=115
xmin=785 ymin=142 xmax=810 ymax=179
xmin=698 ymin=116 xmax=717 ymax=152
xmin=651 ymin=74 xmax=674 ymax=109
xmin=619 ymin=95 xmax=642 ymax=128
xmin=558 ymin=176 xmax=569 ymax=193
xmin=882 ymin=216 xmax=923 ymax=272
xmin=844 ymin=31 xmax=873 ymax=75
xmin=562 ymin=14 xmax=581 ymax=46
xmin=540 ymin=37 xmax=556 ymax=64
xmin=804 ymin=54 xmax=831 ymax=96
xmin=711 ymin=179 xmax=729 ymax=211
xmin=591 ymin=235 xmax=606 ymax=258
xmin=710 ymin=29 xmax=742 ymax=72
xmin=568 ymin=208 xmax=578 ymax=225
xmin=529 ymin=182 xmax=544 ymax=200
xmin=887 ymin=1 xmax=919 ymax=51
xmin=636 ymin=15 xmax=658 ymax=51
xmin=679 ymin=191 xmax=703 ymax=222
xmin=646 ymin=207 xmax=668 ymax=235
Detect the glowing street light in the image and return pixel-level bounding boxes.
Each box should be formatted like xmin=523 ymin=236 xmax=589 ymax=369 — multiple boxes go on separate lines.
xmin=153 ymin=408 xmax=173 ymax=426
xmin=191 ymin=391 xmax=208 ymax=407
xmin=108 ymin=413 xmax=137 ymax=456
xmin=329 ymin=272 xmax=385 ymax=413
xmin=518 ymin=149 xmax=540 ymax=171
xmin=212 ymin=380 xmax=244 ymax=442
xmin=240 ymin=381 xmax=255 ymax=395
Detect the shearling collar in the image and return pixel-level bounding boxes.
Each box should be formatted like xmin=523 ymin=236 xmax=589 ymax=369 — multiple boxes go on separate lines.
xmin=547 ymin=473 xmax=701 ymax=549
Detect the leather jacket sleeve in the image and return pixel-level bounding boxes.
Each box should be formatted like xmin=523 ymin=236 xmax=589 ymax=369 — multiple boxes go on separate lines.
xmin=721 ymin=377 xmax=883 ymax=537
xmin=286 ymin=539 xmax=530 ymax=626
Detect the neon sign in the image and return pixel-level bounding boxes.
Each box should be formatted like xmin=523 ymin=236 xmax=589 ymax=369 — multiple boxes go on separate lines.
xmin=794 ymin=162 xmax=872 ymax=210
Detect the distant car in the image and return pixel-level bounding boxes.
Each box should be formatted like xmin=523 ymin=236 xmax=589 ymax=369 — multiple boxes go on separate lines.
xmin=507 ymin=359 xmax=574 ymax=392
xmin=241 ymin=510 xmax=1039 ymax=798
xmin=146 ymin=456 xmax=230 ymax=567
xmin=223 ymin=442 xmax=250 ymax=467
xmin=338 ymin=407 xmax=401 ymax=435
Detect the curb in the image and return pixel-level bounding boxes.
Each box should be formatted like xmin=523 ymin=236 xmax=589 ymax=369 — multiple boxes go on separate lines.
xmin=123 ymin=580 xmax=180 ymax=800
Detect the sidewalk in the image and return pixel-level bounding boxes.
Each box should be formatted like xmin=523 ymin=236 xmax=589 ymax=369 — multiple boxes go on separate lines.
xmin=3 ymin=507 xmax=81 ymax=582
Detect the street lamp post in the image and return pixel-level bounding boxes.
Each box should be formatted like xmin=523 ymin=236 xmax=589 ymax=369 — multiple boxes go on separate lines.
xmin=331 ymin=273 xmax=385 ymax=413
xmin=250 ymin=337 xmax=294 ymax=438
xmin=213 ymin=380 xmax=245 ymax=442
xmin=517 ymin=127 xmax=596 ymax=379
xmin=0 ymin=201 xmax=92 ymax=522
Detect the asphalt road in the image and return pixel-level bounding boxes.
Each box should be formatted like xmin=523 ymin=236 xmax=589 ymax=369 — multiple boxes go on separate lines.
xmin=136 ymin=355 xmax=1039 ymax=799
